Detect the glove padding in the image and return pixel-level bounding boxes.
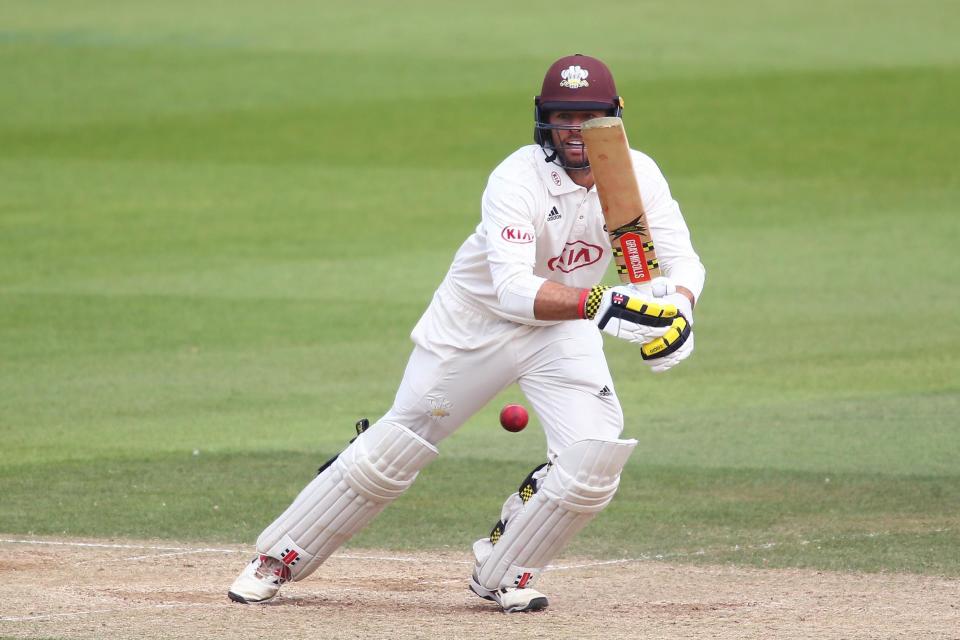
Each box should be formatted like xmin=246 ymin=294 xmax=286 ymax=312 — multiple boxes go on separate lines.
xmin=637 ymin=278 xmax=695 ymax=373
xmin=646 ymin=332 xmax=694 ymax=373
xmin=584 ymin=284 xmax=679 ymax=344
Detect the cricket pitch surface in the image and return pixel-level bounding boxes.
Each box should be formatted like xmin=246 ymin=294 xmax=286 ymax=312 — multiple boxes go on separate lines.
xmin=1 ymin=536 xmax=956 ymax=639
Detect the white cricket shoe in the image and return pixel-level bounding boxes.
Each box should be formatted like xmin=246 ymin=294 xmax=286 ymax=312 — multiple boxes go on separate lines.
xmin=227 ymin=555 xmax=290 ymax=604
xmin=469 ymin=573 xmax=549 ymax=613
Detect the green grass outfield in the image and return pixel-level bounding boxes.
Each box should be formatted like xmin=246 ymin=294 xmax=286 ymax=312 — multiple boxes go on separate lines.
xmin=1 ymin=1 xmax=958 ymax=576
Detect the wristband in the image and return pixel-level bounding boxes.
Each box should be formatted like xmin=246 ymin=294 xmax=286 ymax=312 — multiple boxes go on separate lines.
xmin=577 ymin=289 xmax=590 ymax=319
xmin=581 ymin=285 xmax=609 ymax=320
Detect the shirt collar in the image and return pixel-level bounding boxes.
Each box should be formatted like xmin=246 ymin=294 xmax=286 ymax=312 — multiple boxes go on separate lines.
xmin=534 ymin=147 xmax=588 ymax=196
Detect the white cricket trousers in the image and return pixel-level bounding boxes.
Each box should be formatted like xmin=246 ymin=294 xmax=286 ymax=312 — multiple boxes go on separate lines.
xmin=379 ymin=278 xmax=624 ymax=454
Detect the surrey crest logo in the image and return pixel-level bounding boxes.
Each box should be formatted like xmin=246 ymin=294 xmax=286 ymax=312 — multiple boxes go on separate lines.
xmin=427 ymin=396 xmax=452 ymax=420
xmin=560 ymin=65 xmax=590 ymax=89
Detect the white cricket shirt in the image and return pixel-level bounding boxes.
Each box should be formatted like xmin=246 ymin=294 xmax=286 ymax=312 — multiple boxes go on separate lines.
xmin=443 ymin=145 xmax=705 ymax=325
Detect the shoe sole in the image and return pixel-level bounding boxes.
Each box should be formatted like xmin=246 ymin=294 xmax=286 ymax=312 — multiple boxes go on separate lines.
xmin=227 ymin=591 xmax=276 ymax=604
xmin=504 ymin=596 xmax=548 ymax=613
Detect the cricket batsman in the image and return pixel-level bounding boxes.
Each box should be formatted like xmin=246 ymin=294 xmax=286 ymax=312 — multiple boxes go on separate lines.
xmin=228 ymin=54 xmax=705 ymax=613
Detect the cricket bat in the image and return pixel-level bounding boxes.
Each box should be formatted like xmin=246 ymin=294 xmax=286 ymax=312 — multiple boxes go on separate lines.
xmin=581 ymin=117 xmax=660 ymax=285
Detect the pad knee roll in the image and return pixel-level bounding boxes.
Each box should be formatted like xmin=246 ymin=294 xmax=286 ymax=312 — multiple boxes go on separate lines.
xmin=475 ymin=437 xmax=637 ymax=591
xmin=257 ymin=420 xmax=438 ymax=581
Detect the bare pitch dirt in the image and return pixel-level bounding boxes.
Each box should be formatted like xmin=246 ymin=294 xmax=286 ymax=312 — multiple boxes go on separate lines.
xmin=0 ymin=537 xmax=957 ymax=639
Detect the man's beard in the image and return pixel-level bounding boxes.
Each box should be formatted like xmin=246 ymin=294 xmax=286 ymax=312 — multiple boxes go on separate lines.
xmin=557 ymin=142 xmax=590 ymax=170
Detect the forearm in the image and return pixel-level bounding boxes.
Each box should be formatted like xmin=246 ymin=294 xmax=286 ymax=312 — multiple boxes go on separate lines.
xmin=532 ymin=280 xmax=587 ymax=320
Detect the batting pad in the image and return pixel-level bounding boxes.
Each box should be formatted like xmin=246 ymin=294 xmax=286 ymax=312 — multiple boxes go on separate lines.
xmin=257 ymin=420 xmax=439 ymax=581
xmin=475 ymin=437 xmax=637 ymax=591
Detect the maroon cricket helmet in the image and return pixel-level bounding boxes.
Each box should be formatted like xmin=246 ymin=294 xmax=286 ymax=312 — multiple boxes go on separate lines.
xmin=534 ymin=54 xmax=624 ymax=167
xmin=536 ymin=53 xmax=623 ymax=113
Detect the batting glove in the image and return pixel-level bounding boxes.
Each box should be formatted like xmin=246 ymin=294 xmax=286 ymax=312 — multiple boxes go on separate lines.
xmin=637 ymin=277 xmax=695 ymax=372
xmin=580 ymin=284 xmax=678 ymax=344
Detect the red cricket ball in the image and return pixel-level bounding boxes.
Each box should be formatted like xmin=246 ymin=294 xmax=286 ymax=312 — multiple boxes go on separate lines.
xmin=499 ymin=404 xmax=529 ymax=433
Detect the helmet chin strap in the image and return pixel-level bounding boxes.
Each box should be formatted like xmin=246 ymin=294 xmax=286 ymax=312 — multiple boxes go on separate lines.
xmin=542 ymin=145 xmax=589 ymax=171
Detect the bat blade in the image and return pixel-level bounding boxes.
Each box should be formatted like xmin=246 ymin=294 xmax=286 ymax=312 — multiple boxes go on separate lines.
xmin=581 ymin=116 xmax=660 ymax=284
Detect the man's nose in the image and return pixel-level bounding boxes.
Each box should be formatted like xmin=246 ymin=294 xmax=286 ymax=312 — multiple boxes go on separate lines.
xmin=570 ymin=114 xmax=594 ymax=128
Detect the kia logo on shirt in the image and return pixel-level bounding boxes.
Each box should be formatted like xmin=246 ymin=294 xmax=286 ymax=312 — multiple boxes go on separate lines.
xmin=548 ymin=241 xmax=603 ymax=273
xmin=501 ymin=226 xmax=534 ymax=244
